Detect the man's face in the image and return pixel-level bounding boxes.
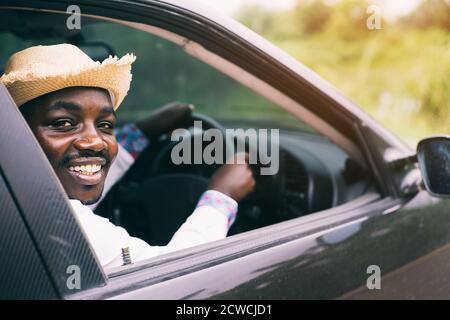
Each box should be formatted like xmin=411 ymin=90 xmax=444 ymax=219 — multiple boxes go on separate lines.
xmin=21 ymin=87 xmax=118 ymax=204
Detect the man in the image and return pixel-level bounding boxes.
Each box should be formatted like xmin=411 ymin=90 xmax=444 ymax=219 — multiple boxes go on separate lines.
xmin=87 ymin=100 xmax=201 ymax=211
xmin=1 ymin=44 xmax=255 ymax=270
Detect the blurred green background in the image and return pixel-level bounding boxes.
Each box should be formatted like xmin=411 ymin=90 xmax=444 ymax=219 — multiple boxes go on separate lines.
xmin=0 ymin=0 xmax=448 ymax=147
xmin=235 ymin=0 xmax=450 ymax=146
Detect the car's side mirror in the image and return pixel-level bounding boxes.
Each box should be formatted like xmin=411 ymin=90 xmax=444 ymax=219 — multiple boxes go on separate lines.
xmin=417 ymin=136 xmax=450 ymax=198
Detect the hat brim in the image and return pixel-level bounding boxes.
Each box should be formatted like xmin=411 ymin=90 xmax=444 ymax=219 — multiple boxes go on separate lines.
xmin=2 ymin=54 xmax=135 ymax=110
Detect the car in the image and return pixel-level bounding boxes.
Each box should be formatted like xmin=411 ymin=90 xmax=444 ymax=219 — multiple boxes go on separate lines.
xmin=1 ymin=0 xmax=450 ymax=300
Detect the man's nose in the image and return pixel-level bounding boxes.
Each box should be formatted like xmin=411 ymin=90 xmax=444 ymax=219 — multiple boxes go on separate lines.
xmin=73 ymin=124 xmax=107 ymax=152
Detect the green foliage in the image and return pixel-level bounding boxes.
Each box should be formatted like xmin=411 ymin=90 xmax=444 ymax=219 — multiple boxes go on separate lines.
xmin=399 ymin=0 xmax=450 ymax=31
xmin=236 ymin=0 xmax=450 ymax=144
xmin=1 ymin=2 xmax=448 ymax=145
xmin=237 ymin=5 xmax=277 ymax=37
xmin=292 ymin=0 xmax=331 ymax=34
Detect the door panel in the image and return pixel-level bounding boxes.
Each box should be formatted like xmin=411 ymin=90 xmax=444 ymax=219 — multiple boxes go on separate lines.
xmin=340 ymin=193 xmax=450 ymax=299
xmin=103 ymin=192 xmax=450 ymax=299
xmin=101 ymin=197 xmax=400 ymax=299
xmin=0 ymin=170 xmax=58 ymax=299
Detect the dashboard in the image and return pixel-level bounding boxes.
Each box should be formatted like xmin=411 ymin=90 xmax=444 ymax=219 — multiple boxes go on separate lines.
xmin=224 ymin=126 xmax=373 ymax=234
xmin=95 ymin=120 xmax=374 ymax=239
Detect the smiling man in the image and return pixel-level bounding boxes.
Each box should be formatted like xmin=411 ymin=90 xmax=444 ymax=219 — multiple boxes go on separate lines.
xmin=1 ymin=44 xmax=255 ymax=269
xmin=20 ymin=87 xmax=118 ymax=204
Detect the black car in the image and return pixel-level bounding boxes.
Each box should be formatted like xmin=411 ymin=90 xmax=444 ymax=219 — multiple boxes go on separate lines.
xmin=1 ymin=0 xmax=450 ymax=300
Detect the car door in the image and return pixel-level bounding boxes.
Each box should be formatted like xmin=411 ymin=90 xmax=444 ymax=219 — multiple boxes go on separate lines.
xmin=0 ymin=83 xmax=106 ymax=299
xmin=2 ymin=0 xmax=450 ymax=300
xmin=64 ymin=0 xmax=450 ymax=299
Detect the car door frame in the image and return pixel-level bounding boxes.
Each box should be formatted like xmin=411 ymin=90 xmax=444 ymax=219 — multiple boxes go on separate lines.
xmin=0 ymin=0 xmax=425 ymax=299
xmin=0 ymin=83 xmax=107 ymax=298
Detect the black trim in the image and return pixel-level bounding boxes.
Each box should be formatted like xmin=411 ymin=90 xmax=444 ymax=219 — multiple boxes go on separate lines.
xmin=0 ymin=84 xmax=106 ymax=298
xmin=0 ymin=169 xmax=59 ymax=299
xmin=355 ymin=123 xmax=390 ymax=197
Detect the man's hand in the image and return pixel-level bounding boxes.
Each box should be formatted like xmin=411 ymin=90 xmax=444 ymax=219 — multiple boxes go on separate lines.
xmin=208 ymin=153 xmax=256 ymax=202
xmin=135 ymin=101 xmax=194 ymax=140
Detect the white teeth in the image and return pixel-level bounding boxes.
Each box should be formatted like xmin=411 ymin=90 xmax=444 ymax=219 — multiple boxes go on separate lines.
xmin=68 ymin=164 xmax=102 ymax=175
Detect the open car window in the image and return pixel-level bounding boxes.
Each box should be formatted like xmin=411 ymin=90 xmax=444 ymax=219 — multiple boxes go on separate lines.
xmin=0 ymin=7 xmax=376 ymax=283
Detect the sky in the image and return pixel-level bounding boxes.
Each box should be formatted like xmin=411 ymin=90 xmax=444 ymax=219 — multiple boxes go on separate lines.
xmin=199 ymin=0 xmax=423 ymax=21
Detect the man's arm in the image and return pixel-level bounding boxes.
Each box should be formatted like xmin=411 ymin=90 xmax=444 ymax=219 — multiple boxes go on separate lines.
xmin=113 ymin=101 xmax=192 ymax=160
xmin=71 ymin=196 xmax=235 ymax=270
xmin=74 ymin=153 xmax=254 ymax=270
xmin=135 ymin=101 xmax=193 ymax=141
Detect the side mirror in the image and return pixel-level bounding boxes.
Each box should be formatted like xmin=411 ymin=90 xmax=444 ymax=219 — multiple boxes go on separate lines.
xmin=417 ymin=136 xmax=450 ymax=198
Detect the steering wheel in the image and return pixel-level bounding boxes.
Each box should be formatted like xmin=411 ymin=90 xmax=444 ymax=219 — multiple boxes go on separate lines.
xmin=150 ymin=112 xmax=234 ymax=177
xmin=95 ymin=113 xmax=281 ymax=243
xmin=144 ymin=112 xmax=283 ymax=233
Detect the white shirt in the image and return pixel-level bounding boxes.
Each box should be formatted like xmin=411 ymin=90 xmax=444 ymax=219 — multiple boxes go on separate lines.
xmin=71 ymin=198 xmax=232 ymax=270
xmin=72 ymin=145 xmax=237 ymax=271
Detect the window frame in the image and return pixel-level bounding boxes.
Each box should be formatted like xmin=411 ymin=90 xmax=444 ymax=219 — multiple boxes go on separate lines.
xmin=0 ymin=0 xmax=414 ymax=299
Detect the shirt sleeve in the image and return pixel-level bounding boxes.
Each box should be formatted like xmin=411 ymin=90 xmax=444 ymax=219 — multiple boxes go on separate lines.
xmin=113 ymin=123 xmax=238 ymax=224
xmin=195 ymin=190 xmax=238 ymax=226
xmin=70 ymin=195 xmax=236 ymax=271
xmin=115 ymin=123 xmax=149 ymax=159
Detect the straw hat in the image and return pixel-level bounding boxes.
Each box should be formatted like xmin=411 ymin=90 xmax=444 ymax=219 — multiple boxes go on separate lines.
xmin=0 ymin=43 xmax=136 ymax=109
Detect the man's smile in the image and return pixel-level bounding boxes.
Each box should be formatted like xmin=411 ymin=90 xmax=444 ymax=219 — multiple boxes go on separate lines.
xmin=65 ymin=156 xmax=107 ymax=186
xmin=68 ymin=164 xmax=102 ymax=175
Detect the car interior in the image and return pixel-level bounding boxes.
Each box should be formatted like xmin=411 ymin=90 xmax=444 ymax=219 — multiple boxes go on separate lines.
xmin=0 ymin=9 xmax=375 ymax=247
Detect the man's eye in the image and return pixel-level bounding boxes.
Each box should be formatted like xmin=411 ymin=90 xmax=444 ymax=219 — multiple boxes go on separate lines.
xmin=51 ymin=120 xmax=74 ymax=128
xmin=99 ymin=122 xmax=115 ymax=130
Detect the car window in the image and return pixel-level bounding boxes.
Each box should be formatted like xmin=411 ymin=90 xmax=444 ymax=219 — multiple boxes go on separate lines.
xmin=80 ymin=21 xmax=316 ymax=133
xmin=0 ymin=18 xmax=315 ymax=134
xmin=0 ymin=9 xmax=374 ymax=276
